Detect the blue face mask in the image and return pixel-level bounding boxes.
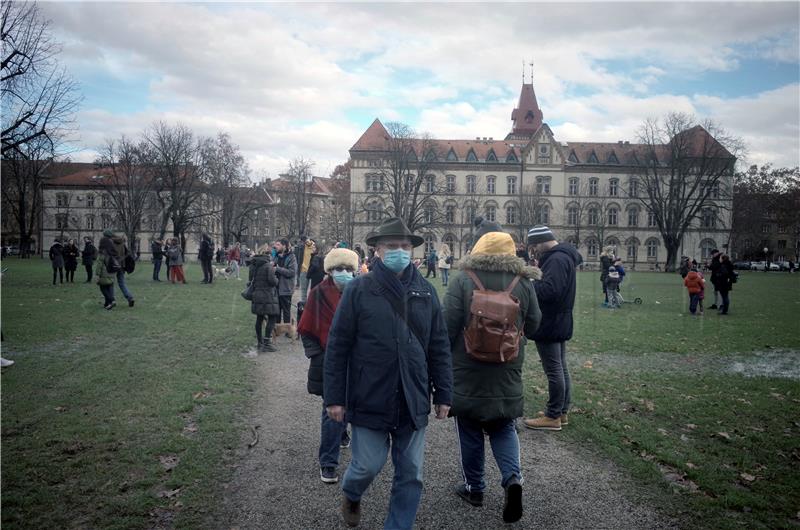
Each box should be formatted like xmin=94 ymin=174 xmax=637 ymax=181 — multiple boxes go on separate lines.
xmin=382 ymin=248 xmax=411 ymax=273
xmin=332 ymin=270 xmax=354 ymax=286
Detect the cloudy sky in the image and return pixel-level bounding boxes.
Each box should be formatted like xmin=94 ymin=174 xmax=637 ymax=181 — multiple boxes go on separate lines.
xmin=43 ymin=1 xmax=799 ymax=178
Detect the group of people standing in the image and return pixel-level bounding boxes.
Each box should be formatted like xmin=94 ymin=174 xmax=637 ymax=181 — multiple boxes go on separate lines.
xmin=284 ymin=216 xmax=580 ymax=529
xmin=681 ymin=249 xmax=737 ymax=315
xmin=48 ymin=238 xmax=96 ymax=284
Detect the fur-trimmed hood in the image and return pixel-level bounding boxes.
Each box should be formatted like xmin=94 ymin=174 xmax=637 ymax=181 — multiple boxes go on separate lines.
xmin=458 ymin=253 xmax=542 ymax=280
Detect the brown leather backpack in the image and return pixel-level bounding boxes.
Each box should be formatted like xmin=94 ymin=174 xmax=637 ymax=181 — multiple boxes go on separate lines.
xmin=463 ymin=269 xmax=522 ymax=363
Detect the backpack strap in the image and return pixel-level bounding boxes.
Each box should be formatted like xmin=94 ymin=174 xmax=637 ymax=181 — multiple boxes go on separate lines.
xmin=465 ymin=269 xmax=485 ymax=291
xmin=504 ymin=275 xmax=522 ymax=293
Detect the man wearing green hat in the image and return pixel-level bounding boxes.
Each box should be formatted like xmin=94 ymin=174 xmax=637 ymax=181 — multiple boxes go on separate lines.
xmin=325 ymin=217 xmax=453 ymax=529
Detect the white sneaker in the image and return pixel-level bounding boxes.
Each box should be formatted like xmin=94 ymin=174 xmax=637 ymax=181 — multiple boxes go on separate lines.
xmin=1 ymin=357 xmax=15 ymax=367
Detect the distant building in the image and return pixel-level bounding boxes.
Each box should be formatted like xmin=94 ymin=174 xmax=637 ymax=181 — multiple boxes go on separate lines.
xmin=349 ymin=81 xmax=734 ymax=267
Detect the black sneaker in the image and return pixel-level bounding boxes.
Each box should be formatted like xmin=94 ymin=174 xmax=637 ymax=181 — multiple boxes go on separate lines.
xmin=341 ymin=496 xmax=360 ymax=527
xmin=128 ymin=299 xmax=135 ymax=308
xmin=709 ymin=304 xmax=718 ymax=310
xmin=455 ymin=484 xmax=484 ymax=507
xmin=503 ymin=476 xmax=523 ymax=523
xmin=340 ymin=431 xmax=351 ymax=449
xmin=320 ymin=466 xmax=338 ymax=484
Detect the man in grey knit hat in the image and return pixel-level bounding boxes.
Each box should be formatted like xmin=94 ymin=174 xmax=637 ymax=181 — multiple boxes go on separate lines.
xmin=523 ymin=226 xmax=583 ymax=431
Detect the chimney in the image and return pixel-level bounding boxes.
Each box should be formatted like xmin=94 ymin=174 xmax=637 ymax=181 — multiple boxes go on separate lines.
xmin=489 ymin=137 xmax=493 ymax=141
xmin=618 ymin=140 xmax=623 ymax=145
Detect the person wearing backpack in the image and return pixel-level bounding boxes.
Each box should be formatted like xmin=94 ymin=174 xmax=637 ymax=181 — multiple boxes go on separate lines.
xmin=111 ymin=232 xmax=135 ymax=307
xmin=443 ymin=230 xmax=541 ymax=523
xmin=524 ymin=226 xmax=583 ymax=431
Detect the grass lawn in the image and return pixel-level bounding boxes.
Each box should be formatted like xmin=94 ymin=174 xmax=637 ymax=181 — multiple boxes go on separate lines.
xmin=1 ymin=259 xmax=257 ymax=529
xmin=525 ymin=270 xmax=800 ymax=529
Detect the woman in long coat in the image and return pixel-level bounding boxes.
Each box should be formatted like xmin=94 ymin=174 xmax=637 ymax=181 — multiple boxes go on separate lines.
xmin=249 ymin=246 xmax=280 ymax=352
xmin=63 ymin=239 xmax=80 ymax=283
xmin=49 ymin=240 xmax=65 ymax=285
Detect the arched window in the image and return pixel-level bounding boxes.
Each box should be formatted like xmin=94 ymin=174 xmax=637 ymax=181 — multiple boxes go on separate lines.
xmin=646 ymin=238 xmax=659 ymax=259
xmin=568 ymin=178 xmax=579 ymax=196
xmin=536 ymin=176 xmax=551 ymax=195
xmin=101 ymin=214 xmax=112 ymax=229
xmin=446 ymin=175 xmax=456 ymax=193
xmin=466 ymin=175 xmax=476 ymax=194
xmin=586 ymin=238 xmax=598 ymax=257
xmin=423 ymin=202 xmax=435 ymax=224
xmin=445 ymin=203 xmax=456 ymax=224
xmin=365 ymin=174 xmax=384 ymax=192
xmin=567 ymin=206 xmax=579 ymax=225
xmin=588 ymin=178 xmax=599 ymax=196
xmin=626 ymin=238 xmax=639 ymax=260
xmin=700 ymin=239 xmax=716 ymax=260
xmin=648 ymin=210 xmax=657 ymax=227
xmin=627 ymin=207 xmax=639 ymax=227
xmin=485 ymin=204 xmax=496 ymax=222
xmin=608 ymin=207 xmax=618 ymax=226
xmin=424 ymin=234 xmax=436 ymax=254
xmin=85 ymin=215 xmax=95 ymax=231
xmin=486 ymin=176 xmax=496 ymax=194
xmin=443 ymin=234 xmax=456 ymax=252
xmin=506 ymin=176 xmax=517 ymax=195
xmin=609 ymin=178 xmax=618 ymax=196
xmin=588 ymin=207 xmax=600 ymax=226
xmin=506 ymin=205 xmax=517 ymax=224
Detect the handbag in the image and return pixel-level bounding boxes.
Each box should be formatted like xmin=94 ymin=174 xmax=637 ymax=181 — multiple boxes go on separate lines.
xmin=241 ymin=280 xmax=254 ymax=301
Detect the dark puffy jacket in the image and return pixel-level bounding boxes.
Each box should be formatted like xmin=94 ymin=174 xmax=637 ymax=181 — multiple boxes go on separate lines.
xmin=324 ymin=269 xmax=453 ymax=431
xmin=600 ymin=254 xmax=612 ymax=283
xmin=63 ymin=244 xmax=79 ymax=270
xmin=249 ymin=255 xmax=279 ymax=316
xmin=443 ymin=253 xmax=541 ymax=423
xmin=199 ymin=237 xmax=213 ymax=260
xmin=82 ymin=243 xmax=98 ymax=265
xmin=151 ymin=241 xmax=164 ymax=260
xmin=49 ymin=243 xmax=64 ymax=268
xmin=709 ymin=255 xmax=722 ymax=288
xmin=306 ymin=254 xmax=325 ymax=291
xmin=533 ymin=243 xmax=583 ymax=343
xmin=716 ymin=260 xmax=736 ymax=293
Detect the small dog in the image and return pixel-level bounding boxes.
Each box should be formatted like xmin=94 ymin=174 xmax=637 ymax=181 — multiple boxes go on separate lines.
xmin=214 ymin=267 xmax=232 ymax=280
xmin=273 ymin=320 xmax=298 ymax=341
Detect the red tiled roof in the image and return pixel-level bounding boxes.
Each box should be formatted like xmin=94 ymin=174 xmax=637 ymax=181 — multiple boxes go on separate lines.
xmin=45 ymin=166 xmax=117 ymax=186
xmin=433 ymin=139 xmax=518 ymax=161
xmin=510 ymin=83 xmax=543 ymax=136
xmin=350 ymin=118 xmax=391 ymax=151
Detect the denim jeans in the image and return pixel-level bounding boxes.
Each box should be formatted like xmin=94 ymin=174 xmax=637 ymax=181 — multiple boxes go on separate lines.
xmin=454 ymin=417 xmax=522 ymax=493
xmin=99 ymin=284 xmax=115 ymax=305
xmin=536 ymin=341 xmax=571 ymax=419
xmin=319 ymin=405 xmax=347 ymax=467
xmin=116 ymin=271 xmax=134 ymax=301
xmin=299 ymin=273 xmax=310 ymax=303
xmin=441 ymin=268 xmax=449 ymax=286
xmin=719 ymin=289 xmax=731 ymax=314
xmin=689 ymin=293 xmax=700 ymax=314
xmin=153 ymin=259 xmax=162 ymax=280
xmin=342 ymin=424 xmax=426 ymax=530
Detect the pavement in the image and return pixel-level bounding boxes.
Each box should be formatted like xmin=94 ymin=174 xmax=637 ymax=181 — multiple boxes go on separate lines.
xmin=221 ymin=336 xmax=678 ymax=530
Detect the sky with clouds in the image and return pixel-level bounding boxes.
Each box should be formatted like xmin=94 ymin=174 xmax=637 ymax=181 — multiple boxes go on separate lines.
xmin=43 ymin=1 xmax=800 ymax=178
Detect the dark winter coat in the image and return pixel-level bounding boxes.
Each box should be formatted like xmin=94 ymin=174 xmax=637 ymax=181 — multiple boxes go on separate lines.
xmin=49 ymin=243 xmax=64 ymax=268
xmin=274 ymin=252 xmax=297 ymax=296
xmin=99 ymin=236 xmax=116 ymax=258
xmin=249 ymin=255 xmax=279 ymax=316
xmin=444 ymin=253 xmax=541 ymax=423
xmin=165 ymin=244 xmax=183 ymax=266
xmin=306 ymin=254 xmax=325 ymax=290
xmin=81 ymin=242 xmax=98 ymax=266
xmin=112 ymin=236 xmax=129 ymax=262
xmin=151 ymin=241 xmax=164 ymax=260
xmin=716 ymin=260 xmax=736 ymax=294
xmin=324 ymin=269 xmax=453 ymax=431
xmin=533 ymin=243 xmax=583 ymax=343
xmin=63 ymin=244 xmax=79 ymax=271
xmin=600 ymin=254 xmax=613 ymax=283
xmin=709 ymin=255 xmax=723 ymax=288
xmin=198 ymin=236 xmax=213 ymax=261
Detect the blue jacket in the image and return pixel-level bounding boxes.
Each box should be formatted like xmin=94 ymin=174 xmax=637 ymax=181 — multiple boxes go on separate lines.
xmin=533 ymin=243 xmax=583 ymax=343
xmin=324 ymin=270 xmax=453 ymax=431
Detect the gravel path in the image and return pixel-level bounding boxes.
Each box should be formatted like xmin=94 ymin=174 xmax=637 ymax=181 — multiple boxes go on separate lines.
xmin=222 ymin=336 xmax=678 ymax=530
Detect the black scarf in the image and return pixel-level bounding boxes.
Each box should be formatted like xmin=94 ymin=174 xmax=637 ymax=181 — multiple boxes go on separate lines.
xmin=373 ymin=258 xmax=416 ymax=301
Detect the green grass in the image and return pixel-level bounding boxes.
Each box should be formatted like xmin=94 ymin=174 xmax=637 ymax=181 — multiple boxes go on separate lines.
xmin=1 ymin=259 xmax=256 ymax=529
xmin=434 ymin=269 xmax=800 ymax=528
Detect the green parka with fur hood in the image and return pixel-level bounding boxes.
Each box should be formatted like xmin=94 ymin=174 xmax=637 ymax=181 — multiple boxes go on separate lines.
xmin=443 ymin=252 xmax=542 ymax=423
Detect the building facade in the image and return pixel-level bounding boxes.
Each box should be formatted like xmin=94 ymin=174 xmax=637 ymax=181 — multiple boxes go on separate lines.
xmin=349 ymin=82 xmax=733 ymax=267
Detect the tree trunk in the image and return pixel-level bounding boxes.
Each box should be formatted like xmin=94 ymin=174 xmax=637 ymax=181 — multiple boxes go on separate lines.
xmin=664 ymin=241 xmax=680 ymax=272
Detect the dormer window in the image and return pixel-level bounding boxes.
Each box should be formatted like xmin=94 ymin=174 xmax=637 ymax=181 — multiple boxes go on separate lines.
xmin=466 ymin=149 xmax=478 ymax=162
xmin=587 ymin=151 xmax=599 ymax=164
xmin=486 ymin=150 xmax=498 ymax=162
xmin=446 ymin=149 xmax=458 ymax=162
xmin=568 ymin=151 xmax=579 ymax=163
xmin=608 ymin=152 xmax=619 ymax=164
xmin=506 ymin=152 xmax=518 ymax=163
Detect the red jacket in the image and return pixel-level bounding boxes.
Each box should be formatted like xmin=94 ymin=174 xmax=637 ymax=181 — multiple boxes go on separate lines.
xmin=228 ymin=247 xmax=240 ymax=261
xmin=684 ymin=271 xmax=704 ymax=294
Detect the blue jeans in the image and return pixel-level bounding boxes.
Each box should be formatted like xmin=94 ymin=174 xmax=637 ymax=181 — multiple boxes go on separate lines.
xmin=99 ymin=284 xmax=115 ymax=305
xmin=116 ymin=271 xmax=134 ymax=301
xmin=342 ymin=424 xmax=426 ymax=530
xmin=441 ymin=268 xmax=449 ymax=286
xmin=153 ymin=259 xmax=162 ymax=280
xmin=536 ymin=341 xmax=571 ymax=419
xmin=689 ymin=293 xmax=700 ymax=314
xmin=319 ymin=405 xmax=347 ymax=467
xmin=454 ymin=417 xmax=522 ymax=492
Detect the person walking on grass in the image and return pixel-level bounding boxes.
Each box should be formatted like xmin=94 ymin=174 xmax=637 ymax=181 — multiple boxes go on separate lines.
xmin=228 ymin=242 xmax=241 ymax=280
xmin=716 ymin=254 xmax=736 ymax=315
xmin=63 ymin=239 xmax=79 ymax=283
xmin=96 ymin=245 xmax=116 ymax=310
xmin=273 ymin=238 xmax=297 ymax=326
xmin=298 ymin=247 xmax=360 ymax=484
xmin=151 ymin=238 xmax=164 ymax=281
xmin=166 ymin=238 xmax=186 ymax=284
xmin=708 ymin=249 xmax=723 ymax=310
xmin=324 ymin=217 xmax=452 ymax=530
xmin=249 ymin=246 xmax=279 ymax=352
xmin=684 ymin=264 xmax=704 ymax=316
xmin=443 ymin=230 xmax=541 ymax=523
xmin=437 ymin=243 xmax=452 ymax=287
xmin=524 ymin=226 xmax=583 ymax=432
xmin=199 ymin=233 xmax=214 ymax=284
xmin=425 ymin=248 xmax=438 ymax=278
xmin=81 ymin=237 xmax=97 ymax=283
xmin=49 ymin=239 xmax=64 ymax=285
xmin=111 ymin=233 xmax=135 ymax=307
xmin=599 ymin=245 xmax=614 ymax=306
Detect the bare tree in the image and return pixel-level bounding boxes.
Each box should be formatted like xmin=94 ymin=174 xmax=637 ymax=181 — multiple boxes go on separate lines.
xmin=515 ymin=184 xmax=549 ymax=243
xmin=96 ymin=136 xmax=155 ymax=253
xmin=0 ymin=136 xmax=51 ymax=256
xmin=1 ymin=1 xmax=80 ymax=157
xmin=374 ymin=122 xmax=444 ymax=233
xmin=633 ymin=112 xmax=742 ymax=271
xmin=203 ymin=132 xmax=251 ymax=246
xmin=274 ymin=157 xmax=315 ymax=239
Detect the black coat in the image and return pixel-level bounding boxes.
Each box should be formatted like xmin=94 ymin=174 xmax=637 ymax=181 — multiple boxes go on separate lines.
xmin=82 ymin=243 xmax=97 ymax=265
xmin=306 ymin=254 xmax=325 ymax=290
xmin=198 ymin=237 xmax=213 ymax=261
xmin=303 ymin=335 xmax=324 ymax=396
xmin=533 ymin=243 xmax=583 ymax=343
xmin=63 ymin=244 xmax=79 ymax=270
xmin=49 ymin=243 xmax=64 ymax=268
xmin=709 ymin=255 xmax=722 ymax=288
xmin=249 ymin=255 xmax=279 ymax=316
xmin=324 ymin=269 xmax=453 ymax=431
xmin=151 ymin=241 xmax=164 ymax=260
xmin=716 ymin=260 xmax=736 ymax=294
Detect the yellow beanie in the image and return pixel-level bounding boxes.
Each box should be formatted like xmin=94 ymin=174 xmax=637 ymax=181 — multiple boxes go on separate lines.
xmin=471 ymin=232 xmax=515 ymax=256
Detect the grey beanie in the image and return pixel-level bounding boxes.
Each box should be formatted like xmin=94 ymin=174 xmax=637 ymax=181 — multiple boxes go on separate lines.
xmin=102 ymin=228 xmax=114 ymax=237
xmin=527 ymin=225 xmax=556 ymax=245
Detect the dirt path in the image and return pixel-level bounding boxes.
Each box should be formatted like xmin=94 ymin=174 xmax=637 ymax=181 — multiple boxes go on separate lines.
xmin=221 ymin=337 xmax=677 ymax=530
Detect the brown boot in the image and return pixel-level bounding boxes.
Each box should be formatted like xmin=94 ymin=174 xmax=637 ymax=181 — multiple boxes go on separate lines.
xmin=342 ymin=496 xmax=361 ymax=527
xmin=560 ymin=413 xmax=569 ymax=426
xmin=523 ymin=416 xmax=562 ymax=431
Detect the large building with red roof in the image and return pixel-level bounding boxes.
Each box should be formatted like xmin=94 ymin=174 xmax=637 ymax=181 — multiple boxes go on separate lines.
xmin=349 ymin=81 xmax=734 ymax=267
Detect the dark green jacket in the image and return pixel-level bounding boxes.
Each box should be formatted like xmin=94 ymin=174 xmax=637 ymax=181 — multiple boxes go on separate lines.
xmin=443 ymin=253 xmax=542 ymax=423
